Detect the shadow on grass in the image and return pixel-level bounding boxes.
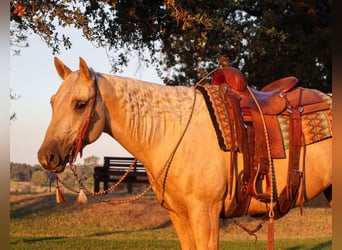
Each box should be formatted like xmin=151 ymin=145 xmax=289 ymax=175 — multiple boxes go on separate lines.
xmin=86 ymin=219 xmax=173 ymax=238
xmin=86 ymin=230 xmax=132 ymax=237
xmin=284 ymin=239 xmax=331 ymax=250
xmin=10 ymin=193 xmax=81 ymax=219
xmin=11 ymin=236 xmax=67 ymax=245
xmin=151 ymin=220 xmax=172 ymax=229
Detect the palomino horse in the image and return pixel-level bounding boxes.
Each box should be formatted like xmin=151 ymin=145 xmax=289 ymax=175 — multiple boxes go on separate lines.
xmin=38 ymin=57 xmax=332 ymax=249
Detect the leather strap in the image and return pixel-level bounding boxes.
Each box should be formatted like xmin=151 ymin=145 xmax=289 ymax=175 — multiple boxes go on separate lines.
xmin=69 ymin=77 xmax=98 ymax=164
xmin=275 ymin=88 xmax=304 ymax=217
xmin=220 ymin=84 xmax=251 ymax=199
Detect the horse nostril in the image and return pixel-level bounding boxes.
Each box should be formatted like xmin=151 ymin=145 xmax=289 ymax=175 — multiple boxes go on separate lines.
xmin=47 ymin=151 xmax=59 ymax=168
xmin=49 ymin=152 xmax=55 ymax=163
xmin=38 ymin=149 xmax=59 ymax=169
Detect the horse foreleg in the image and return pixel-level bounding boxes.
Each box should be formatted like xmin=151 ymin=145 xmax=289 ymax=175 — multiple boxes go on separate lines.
xmin=187 ymin=202 xmax=222 ymax=250
xmin=323 ymin=185 xmax=332 ymax=207
xmin=169 ymin=211 xmax=196 ymax=249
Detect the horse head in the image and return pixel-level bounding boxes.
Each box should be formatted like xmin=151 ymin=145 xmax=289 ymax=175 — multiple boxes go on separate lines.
xmin=37 ymin=57 xmax=106 ymax=173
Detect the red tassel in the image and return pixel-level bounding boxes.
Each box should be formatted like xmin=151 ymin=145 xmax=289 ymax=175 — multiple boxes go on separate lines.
xmin=76 ymin=188 xmax=88 ymax=205
xmin=267 ymin=217 xmax=274 ymax=250
xmin=56 ymin=185 xmax=66 ymax=204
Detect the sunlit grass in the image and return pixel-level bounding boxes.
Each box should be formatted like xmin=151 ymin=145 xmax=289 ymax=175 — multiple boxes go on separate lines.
xmin=10 ymin=236 xmax=332 ymax=250
xmin=10 ymin=193 xmax=332 ymax=249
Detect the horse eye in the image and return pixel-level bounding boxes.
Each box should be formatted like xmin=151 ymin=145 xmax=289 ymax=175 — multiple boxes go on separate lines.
xmin=75 ymin=101 xmax=87 ymax=110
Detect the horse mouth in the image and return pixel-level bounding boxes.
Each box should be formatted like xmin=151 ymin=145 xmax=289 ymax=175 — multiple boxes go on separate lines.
xmin=53 ymin=164 xmax=66 ymax=174
xmin=46 ymin=152 xmax=72 ymax=173
xmin=49 ymin=154 xmax=69 ymax=173
xmin=54 ymin=149 xmax=75 ymax=173
xmin=38 ymin=139 xmax=79 ymax=174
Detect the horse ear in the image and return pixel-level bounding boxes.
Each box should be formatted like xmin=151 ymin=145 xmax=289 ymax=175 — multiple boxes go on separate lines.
xmin=79 ymin=57 xmax=93 ymax=81
xmin=54 ymin=57 xmax=72 ymax=80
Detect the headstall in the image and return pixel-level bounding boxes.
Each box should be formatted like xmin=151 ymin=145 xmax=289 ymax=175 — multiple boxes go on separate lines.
xmin=69 ymin=77 xmax=98 ymax=164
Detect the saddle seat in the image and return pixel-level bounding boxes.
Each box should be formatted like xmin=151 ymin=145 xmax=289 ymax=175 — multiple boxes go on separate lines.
xmin=260 ymin=76 xmax=298 ymax=93
xmin=212 ymin=67 xmax=298 ymax=115
xmin=249 ymin=76 xmax=298 ymax=114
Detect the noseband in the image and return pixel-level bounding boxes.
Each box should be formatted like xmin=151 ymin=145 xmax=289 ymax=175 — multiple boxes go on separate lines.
xmin=69 ymin=77 xmax=98 ymax=164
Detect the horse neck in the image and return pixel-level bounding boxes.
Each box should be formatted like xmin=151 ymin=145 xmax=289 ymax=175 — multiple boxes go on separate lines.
xmin=98 ymin=74 xmax=195 ymax=167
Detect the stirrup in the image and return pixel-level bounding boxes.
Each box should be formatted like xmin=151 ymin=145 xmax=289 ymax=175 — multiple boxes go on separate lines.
xmin=246 ymin=173 xmax=272 ymax=203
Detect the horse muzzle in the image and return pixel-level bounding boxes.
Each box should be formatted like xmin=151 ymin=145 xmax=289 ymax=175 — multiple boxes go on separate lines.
xmin=37 ymin=147 xmax=66 ymax=173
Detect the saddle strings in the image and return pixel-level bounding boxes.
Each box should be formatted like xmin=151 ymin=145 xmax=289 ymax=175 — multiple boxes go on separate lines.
xmin=246 ymin=85 xmax=277 ymax=249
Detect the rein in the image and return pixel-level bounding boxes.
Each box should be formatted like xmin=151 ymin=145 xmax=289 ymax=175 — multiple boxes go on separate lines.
xmin=160 ymin=68 xmax=222 ymax=205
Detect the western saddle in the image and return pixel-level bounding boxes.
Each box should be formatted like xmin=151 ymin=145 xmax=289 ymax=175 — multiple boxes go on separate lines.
xmin=210 ymin=66 xmax=330 ymax=218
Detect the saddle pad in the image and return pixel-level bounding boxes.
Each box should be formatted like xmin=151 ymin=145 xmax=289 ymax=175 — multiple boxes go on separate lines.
xmin=198 ymin=85 xmax=232 ymax=151
xmin=278 ymin=92 xmax=332 ymax=148
xmin=199 ymin=84 xmax=332 ymax=152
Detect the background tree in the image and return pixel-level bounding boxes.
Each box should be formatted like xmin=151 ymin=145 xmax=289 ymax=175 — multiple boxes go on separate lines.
xmin=83 ymin=155 xmax=99 ymax=168
xmin=10 ymin=89 xmax=20 ymax=121
xmin=10 ymin=21 xmax=28 ymax=56
xmin=10 ymin=0 xmax=331 ymax=92
xmin=31 ymin=170 xmax=49 ymax=186
xmin=10 ymin=162 xmax=36 ymax=181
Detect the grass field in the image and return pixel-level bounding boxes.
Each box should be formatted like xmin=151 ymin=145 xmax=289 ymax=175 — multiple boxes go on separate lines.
xmin=10 ymin=190 xmax=332 ymax=249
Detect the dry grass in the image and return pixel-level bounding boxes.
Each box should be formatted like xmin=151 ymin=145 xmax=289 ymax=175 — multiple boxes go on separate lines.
xmin=10 ymin=189 xmax=331 ymax=243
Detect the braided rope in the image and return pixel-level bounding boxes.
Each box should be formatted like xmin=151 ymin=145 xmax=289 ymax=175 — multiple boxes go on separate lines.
xmin=58 ymin=158 xmax=157 ymax=204
xmin=57 ymin=159 xmax=136 ymax=195
xmin=246 ymin=86 xmax=278 ymax=250
xmin=74 ymin=160 xmax=137 ymax=195
xmin=246 ymin=86 xmax=277 ymax=218
xmin=55 ymin=174 xmax=80 ymax=194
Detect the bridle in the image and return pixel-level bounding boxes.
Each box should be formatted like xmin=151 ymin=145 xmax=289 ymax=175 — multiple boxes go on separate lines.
xmin=68 ymin=76 xmax=98 ymax=164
